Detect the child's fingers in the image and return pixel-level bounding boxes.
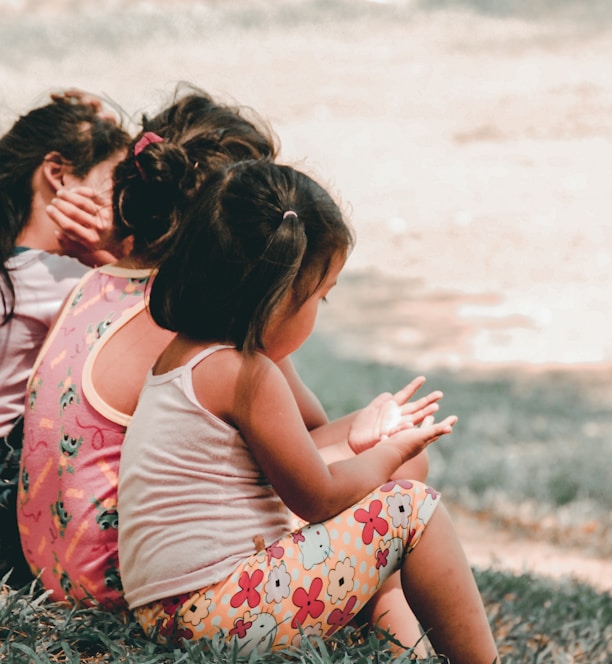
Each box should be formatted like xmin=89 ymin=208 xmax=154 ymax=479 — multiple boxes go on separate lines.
xmin=416 ymin=415 xmax=457 ymax=446
xmin=61 ymin=185 xmax=110 ymax=208
xmin=49 ymin=191 xmax=112 ymax=240
xmin=389 ymin=403 xmax=440 ymax=434
xmin=382 ymin=414 xmax=457 ymax=460
xmin=420 ymin=415 xmax=435 ymax=428
xmin=52 ymin=89 xmax=103 ymax=111
xmin=425 ymin=415 xmax=457 ymax=434
xmin=48 ymin=207 xmax=99 ymax=246
xmin=392 ymin=376 xmax=426 ymax=404
xmin=48 ymin=206 xmax=111 ymax=250
xmin=51 ymin=89 xmax=119 ymax=123
xmin=55 ymin=188 xmax=109 ymax=223
xmin=408 ymin=402 xmax=440 ymax=426
xmin=52 ymin=193 xmax=98 ymax=223
xmin=400 ymin=390 xmax=443 ymax=417
xmin=393 ymin=414 xmax=457 ymax=439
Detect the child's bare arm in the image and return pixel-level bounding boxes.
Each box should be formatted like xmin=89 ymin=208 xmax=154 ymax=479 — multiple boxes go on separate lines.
xmin=276 ymin=356 xmax=328 ymax=430
xmin=230 ymin=355 xmax=456 ymax=524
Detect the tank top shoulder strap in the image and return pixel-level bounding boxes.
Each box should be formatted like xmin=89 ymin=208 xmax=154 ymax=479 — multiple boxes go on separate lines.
xmin=183 ymin=344 xmax=235 ymax=372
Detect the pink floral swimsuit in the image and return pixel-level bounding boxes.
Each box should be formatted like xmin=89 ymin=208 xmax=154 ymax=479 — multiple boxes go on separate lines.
xmin=18 ymin=265 xmax=152 ymax=609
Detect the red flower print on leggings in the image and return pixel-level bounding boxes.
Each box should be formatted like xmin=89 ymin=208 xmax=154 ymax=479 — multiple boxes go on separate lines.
xmin=291 ymin=577 xmax=325 ymax=628
xmin=354 ymin=499 xmax=389 ymax=545
xmin=229 ymin=617 xmax=253 ymax=638
xmin=375 ymin=547 xmax=389 ymax=569
xmin=230 ymin=569 xmax=264 ymax=609
xmin=325 ymin=595 xmax=359 ymax=636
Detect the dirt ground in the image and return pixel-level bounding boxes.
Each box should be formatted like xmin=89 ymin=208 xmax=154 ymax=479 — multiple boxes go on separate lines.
xmin=1 ymin=0 xmax=611 ymax=592
xmin=448 ymin=504 xmax=612 ymax=592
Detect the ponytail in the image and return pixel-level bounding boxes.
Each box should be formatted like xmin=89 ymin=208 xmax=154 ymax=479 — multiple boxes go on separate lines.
xmin=149 ymin=159 xmax=354 ymax=352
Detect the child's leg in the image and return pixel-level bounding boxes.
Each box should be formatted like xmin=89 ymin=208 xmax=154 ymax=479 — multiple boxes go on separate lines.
xmin=401 ymin=502 xmax=499 ymax=664
xmin=134 ymin=480 xmax=438 ymax=655
xmin=337 ymin=453 xmax=432 ymax=655
xmin=359 ymin=572 xmax=429 ymax=658
xmin=363 ymin=448 xmax=430 ymax=655
xmin=360 ymin=450 xmax=430 ymax=655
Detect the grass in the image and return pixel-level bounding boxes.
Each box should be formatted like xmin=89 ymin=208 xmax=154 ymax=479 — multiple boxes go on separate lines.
xmin=2 ymin=569 xmax=610 ymax=663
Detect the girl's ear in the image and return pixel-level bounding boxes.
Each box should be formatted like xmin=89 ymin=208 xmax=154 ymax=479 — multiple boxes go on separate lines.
xmin=41 ymin=151 xmax=67 ymax=192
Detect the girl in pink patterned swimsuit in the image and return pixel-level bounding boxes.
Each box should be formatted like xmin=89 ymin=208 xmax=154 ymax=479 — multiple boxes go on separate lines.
xmin=117 ymin=159 xmax=499 ymax=664
xmin=17 ymin=87 xmax=279 ymax=608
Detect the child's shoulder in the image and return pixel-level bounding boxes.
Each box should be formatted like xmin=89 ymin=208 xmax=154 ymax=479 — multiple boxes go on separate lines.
xmin=191 ymin=347 xmax=286 ymax=396
xmin=190 ymin=346 xmax=284 ymax=423
xmin=164 ymin=341 xmax=277 ymax=381
xmin=198 ymin=346 xmax=277 ymax=378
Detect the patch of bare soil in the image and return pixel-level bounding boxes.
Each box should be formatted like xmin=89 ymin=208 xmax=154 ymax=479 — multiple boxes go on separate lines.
xmin=448 ymin=504 xmax=612 ymax=593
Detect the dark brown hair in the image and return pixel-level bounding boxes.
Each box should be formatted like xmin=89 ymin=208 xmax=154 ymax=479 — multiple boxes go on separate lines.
xmin=112 ymin=84 xmax=278 ymax=263
xmin=0 ymin=94 xmax=130 ymax=323
xmin=149 ymin=159 xmax=353 ymax=352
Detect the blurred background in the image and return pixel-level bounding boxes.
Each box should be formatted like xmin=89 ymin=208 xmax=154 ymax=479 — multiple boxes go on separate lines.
xmin=2 ymin=0 xmax=611 ymax=566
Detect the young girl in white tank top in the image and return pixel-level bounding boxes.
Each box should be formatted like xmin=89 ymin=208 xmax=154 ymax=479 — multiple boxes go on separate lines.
xmin=117 ymin=159 xmax=499 ymax=664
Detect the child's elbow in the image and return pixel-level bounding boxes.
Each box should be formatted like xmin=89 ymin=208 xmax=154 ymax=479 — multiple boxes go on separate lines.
xmin=286 ymin=495 xmax=337 ymax=525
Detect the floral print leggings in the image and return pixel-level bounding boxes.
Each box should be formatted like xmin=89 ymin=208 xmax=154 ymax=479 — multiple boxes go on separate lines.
xmin=134 ymin=480 xmax=440 ymax=655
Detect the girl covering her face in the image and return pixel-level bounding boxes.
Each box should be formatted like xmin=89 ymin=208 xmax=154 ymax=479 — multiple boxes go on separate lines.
xmin=0 ymin=91 xmax=130 ymax=587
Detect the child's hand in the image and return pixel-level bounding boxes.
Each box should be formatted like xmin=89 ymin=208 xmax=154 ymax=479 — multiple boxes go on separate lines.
xmin=51 ymin=89 xmax=120 ymax=123
xmin=347 ymin=376 xmax=444 ymax=454
xmin=47 ymin=187 xmax=123 ymax=266
xmin=381 ymin=413 xmax=458 ymax=461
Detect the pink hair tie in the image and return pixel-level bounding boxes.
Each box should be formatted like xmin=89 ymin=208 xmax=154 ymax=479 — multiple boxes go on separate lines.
xmin=134 ymin=131 xmax=164 ymax=180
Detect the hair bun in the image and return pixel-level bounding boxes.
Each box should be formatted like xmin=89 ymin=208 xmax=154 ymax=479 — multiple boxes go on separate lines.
xmin=134 ymin=139 xmax=193 ymax=192
xmin=113 ymin=138 xmax=197 ymax=258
